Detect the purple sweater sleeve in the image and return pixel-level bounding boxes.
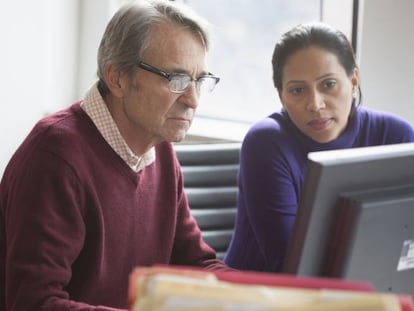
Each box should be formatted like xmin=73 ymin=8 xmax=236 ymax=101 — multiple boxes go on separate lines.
xmin=246 ymin=130 xmax=298 ymax=253
xmin=225 ymin=116 xmax=304 ymax=272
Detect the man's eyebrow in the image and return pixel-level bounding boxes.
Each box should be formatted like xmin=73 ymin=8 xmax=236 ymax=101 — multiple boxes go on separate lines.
xmin=170 ymin=68 xmax=187 ymax=74
xmin=170 ymin=67 xmax=210 ymax=77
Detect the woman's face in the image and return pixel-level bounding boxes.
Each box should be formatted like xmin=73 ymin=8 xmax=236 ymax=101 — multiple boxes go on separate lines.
xmin=279 ymin=46 xmax=359 ymax=143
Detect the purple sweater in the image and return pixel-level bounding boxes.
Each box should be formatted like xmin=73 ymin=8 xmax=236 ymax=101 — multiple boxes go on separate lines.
xmin=224 ymin=106 xmax=414 ymax=272
xmin=0 ymin=103 xmax=227 ymax=310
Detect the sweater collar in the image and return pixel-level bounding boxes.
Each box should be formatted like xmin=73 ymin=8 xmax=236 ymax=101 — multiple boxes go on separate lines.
xmin=282 ymin=105 xmax=360 ymax=152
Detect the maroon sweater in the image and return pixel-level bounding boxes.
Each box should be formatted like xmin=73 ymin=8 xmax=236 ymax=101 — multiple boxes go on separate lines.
xmin=0 ymin=103 xmax=226 ymax=310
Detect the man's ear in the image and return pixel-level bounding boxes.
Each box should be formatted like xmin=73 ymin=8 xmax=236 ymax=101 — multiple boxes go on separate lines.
xmin=103 ymin=64 xmax=126 ymax=98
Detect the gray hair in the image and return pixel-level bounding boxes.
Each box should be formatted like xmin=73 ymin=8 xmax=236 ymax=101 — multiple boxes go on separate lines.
xmin=97 ymin=0 xmax=211 ymax=96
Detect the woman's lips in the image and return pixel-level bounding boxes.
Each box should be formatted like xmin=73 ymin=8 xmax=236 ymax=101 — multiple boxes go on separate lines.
xmin=308 ymin=117 xmax=333 ymax=131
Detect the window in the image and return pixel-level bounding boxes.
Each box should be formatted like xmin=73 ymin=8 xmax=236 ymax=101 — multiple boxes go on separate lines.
xmin=183 ymin=0 xmax=353 ymax=141
xmin=101 ymin=0 xmax=354 ymax=141
xmin=189 ymin=1 xmax=320 ymax=123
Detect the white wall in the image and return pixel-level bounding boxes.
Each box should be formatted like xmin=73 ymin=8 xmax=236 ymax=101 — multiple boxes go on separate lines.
xmin=2 ymin=1 xmax=80 ymax=113
xmin=357 ymin=0 xmax=414 ymax=125
xmin=0 ymin=1 xmax=79 ymax=175
xmin=0 ymin=0 xmax=114 ymax=175
xmin=77 ymin=0 xmax=120 ymax=96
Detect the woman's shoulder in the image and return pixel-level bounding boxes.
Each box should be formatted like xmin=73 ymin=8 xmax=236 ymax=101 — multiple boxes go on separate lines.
xmin=358 ymin=106 xmax=413 ymax=129
xmin=245 ymin=111 xmax=291 ymax=140
xmin=242 ymin=111 xmax=302 ymax=155
xmin=356 ymin=105 xmax=414 ymax=142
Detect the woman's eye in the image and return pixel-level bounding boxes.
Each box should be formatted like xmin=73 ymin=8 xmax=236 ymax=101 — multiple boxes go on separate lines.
xmin=324 ymin=80 xmax=337 ymax=89
xmin=290 ymin=87 xmax=304 ymax=95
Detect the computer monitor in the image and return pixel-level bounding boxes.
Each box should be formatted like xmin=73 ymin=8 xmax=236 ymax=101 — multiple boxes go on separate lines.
xmin=283 ymin=142 xmax=414 ymax=297
xmin=324 ymin=184 xmax=414 ymax=295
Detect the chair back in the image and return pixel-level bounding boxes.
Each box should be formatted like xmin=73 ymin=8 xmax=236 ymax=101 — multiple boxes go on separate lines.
xmin=175 ymin=142 xmax=240 ymax=260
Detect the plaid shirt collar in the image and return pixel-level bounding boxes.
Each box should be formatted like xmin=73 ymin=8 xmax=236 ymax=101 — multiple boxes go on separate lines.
xmin=81 ymin=82 xmax=155 ymax=172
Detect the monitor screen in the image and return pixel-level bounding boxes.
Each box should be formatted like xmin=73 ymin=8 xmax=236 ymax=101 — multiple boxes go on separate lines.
xmin=283 ymin=142 xmax=414 ymax=296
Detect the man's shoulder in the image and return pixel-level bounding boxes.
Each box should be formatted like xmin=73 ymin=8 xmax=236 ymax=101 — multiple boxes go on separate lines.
xmin=37 ymin=102 xmax=86 ymax=136
xmin=15 ymin=103 xmax=96 ymax=163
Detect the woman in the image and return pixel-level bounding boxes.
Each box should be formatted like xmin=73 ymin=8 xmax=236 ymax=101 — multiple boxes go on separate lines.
xmin=224 ymin=22 xmax=414 ymax=272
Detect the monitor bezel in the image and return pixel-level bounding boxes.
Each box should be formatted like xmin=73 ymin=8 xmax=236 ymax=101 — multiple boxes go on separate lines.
xmin=283 ymin=142 xmax=414 ymax=277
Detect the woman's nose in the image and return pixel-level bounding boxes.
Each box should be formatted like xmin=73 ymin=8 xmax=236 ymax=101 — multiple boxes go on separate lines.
xmin=306 ymin=90 xmax=325 ymax=112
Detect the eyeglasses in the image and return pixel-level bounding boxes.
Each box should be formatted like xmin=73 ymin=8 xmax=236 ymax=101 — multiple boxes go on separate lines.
xmin=136 ymin=61 xmax=220 ymax=94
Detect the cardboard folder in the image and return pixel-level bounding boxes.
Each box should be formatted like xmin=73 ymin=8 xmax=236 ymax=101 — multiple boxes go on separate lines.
xmin=128 ymin=265 xmax=414 ymax=311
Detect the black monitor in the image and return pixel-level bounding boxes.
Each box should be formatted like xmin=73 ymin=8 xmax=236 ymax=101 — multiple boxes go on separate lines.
xmin=283 ymin=142 xmax=414 ymax=297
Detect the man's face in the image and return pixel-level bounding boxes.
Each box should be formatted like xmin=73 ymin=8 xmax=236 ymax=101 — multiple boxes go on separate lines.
xmin=117 ymin=23 xmax=208 ymax=149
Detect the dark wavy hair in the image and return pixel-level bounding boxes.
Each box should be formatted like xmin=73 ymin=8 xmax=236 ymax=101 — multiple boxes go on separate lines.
xmin=272 ymin=22 xmax=361 ymax=105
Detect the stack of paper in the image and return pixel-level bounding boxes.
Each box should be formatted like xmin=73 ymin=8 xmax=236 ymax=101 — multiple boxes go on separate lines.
xmin=128 ymin=267 xmax=404 ymax=311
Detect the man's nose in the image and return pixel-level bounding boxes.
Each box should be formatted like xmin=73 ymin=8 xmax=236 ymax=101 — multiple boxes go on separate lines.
xmin=181 ymin=82 xmax=199 ymax=109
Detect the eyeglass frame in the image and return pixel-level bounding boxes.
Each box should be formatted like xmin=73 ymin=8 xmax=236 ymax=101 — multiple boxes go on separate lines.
xmin=136 ymin=61 xmax=220 ymax=94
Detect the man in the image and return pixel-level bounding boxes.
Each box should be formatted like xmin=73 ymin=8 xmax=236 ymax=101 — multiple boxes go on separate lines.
xmin=0 ymin=0 xmax=227 ymax=309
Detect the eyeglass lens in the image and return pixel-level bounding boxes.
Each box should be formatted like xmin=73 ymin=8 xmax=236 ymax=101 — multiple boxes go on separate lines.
xmin=169 ymin=75 xmax=218 ymax=94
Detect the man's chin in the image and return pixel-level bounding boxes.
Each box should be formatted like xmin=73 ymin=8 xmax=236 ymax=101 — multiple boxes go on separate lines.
xmin=166 ymin=130 xmax=188 ymax=143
